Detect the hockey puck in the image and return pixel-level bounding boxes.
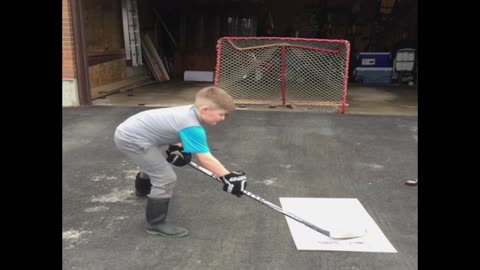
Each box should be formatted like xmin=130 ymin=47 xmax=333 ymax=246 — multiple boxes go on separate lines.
xmin=405 ymin=179 xmax=418 ymax=186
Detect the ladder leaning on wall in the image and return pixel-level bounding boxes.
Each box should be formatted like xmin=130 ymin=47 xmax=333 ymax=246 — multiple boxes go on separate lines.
xmin=121 ymin=0 xmax=143 ymax=66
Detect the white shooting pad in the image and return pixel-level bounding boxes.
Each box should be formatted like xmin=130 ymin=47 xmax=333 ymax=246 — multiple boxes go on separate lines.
xmin=279 ymin=198 xmax=397 ymax=253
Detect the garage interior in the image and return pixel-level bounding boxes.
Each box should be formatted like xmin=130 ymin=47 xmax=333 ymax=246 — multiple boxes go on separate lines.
xmin=82 ymin=0 xmax=417 ymax=115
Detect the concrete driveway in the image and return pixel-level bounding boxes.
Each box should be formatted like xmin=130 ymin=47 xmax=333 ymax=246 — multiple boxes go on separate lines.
xmin=63 ymin=106 xmax=417 ymax=270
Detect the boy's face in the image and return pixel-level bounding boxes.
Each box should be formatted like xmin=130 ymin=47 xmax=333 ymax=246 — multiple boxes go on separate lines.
xmin=199 ymin=106 xmax=228 ymax=125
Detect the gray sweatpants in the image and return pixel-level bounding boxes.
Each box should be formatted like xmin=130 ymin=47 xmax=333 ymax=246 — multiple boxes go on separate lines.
xmin=114 ymin=134 xmax=177 ymax=199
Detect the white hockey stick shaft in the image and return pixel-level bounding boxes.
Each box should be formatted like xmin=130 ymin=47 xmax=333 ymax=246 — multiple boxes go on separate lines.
xmin=187 ymin=161 xmax=362 ymax=239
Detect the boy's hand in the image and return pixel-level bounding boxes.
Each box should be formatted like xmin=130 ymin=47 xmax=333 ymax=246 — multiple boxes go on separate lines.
xmin=166 ymin=145 xmax=192 ymax=167
xmin=220 ymin=171 xmax=247 ymax=197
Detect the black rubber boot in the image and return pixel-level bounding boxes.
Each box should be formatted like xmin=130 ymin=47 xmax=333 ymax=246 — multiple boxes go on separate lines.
xmin=135 ymin=172 xmax=152 ymax=197
xmin=146 ymin=198 xmax=189 ymax=237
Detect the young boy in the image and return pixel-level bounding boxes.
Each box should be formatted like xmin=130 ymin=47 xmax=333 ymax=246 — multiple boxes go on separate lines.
xmin=114 ymin=86 xmax=247 ymax=238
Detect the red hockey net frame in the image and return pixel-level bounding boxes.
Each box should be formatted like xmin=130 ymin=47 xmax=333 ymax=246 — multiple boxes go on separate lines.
xmin=214 ymin=37 xmax=350 ymax=113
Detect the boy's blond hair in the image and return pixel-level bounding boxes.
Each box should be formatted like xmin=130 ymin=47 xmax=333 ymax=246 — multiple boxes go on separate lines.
xmin=194 ymin=86 xmax=236 ymax=112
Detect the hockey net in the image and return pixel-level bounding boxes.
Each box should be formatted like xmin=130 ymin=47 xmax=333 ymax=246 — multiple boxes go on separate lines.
xmin=214 ymin=37 xmax=350 ymax=113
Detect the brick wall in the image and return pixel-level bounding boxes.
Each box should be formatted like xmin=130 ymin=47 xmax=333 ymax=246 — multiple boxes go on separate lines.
xmin=63 ymin=0 xmax=76 ymax=79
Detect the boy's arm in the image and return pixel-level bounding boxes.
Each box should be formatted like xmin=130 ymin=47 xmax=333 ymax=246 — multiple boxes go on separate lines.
xmin=195 ymin=152 xmax=230 ymax=176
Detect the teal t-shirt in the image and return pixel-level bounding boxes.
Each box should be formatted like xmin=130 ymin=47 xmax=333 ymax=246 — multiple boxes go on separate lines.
xmin=179 ymin=126 xmax=210 ymax=153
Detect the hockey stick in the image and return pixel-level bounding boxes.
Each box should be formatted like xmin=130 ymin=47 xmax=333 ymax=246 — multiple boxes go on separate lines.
xmin=188 ymin=161 xmax=366 ymax=239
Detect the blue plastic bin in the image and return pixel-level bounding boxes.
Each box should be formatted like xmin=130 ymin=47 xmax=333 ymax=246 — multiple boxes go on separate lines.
xmin=354 ymin=67 xmax=393 ymax=84
xmin=356 ymin=52 xmax=392 ymax=68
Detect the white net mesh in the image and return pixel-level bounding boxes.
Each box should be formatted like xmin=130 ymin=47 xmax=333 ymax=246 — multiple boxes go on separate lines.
xmin=215 ymin=37 xmax=350 ymax=112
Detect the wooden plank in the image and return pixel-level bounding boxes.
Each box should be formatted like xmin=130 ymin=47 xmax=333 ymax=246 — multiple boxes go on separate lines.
xmin=142 ymin=50 xmax=161 ymax=81
xmin=143 ymin=34 xmax=169 ymax=79
xmin=141 ymin=41 xmax=163 ymax=81
xmin=141 ymin=36 xmax=166 ymax=81
xmin=143 ymin=34 xmax=170 ymax=80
